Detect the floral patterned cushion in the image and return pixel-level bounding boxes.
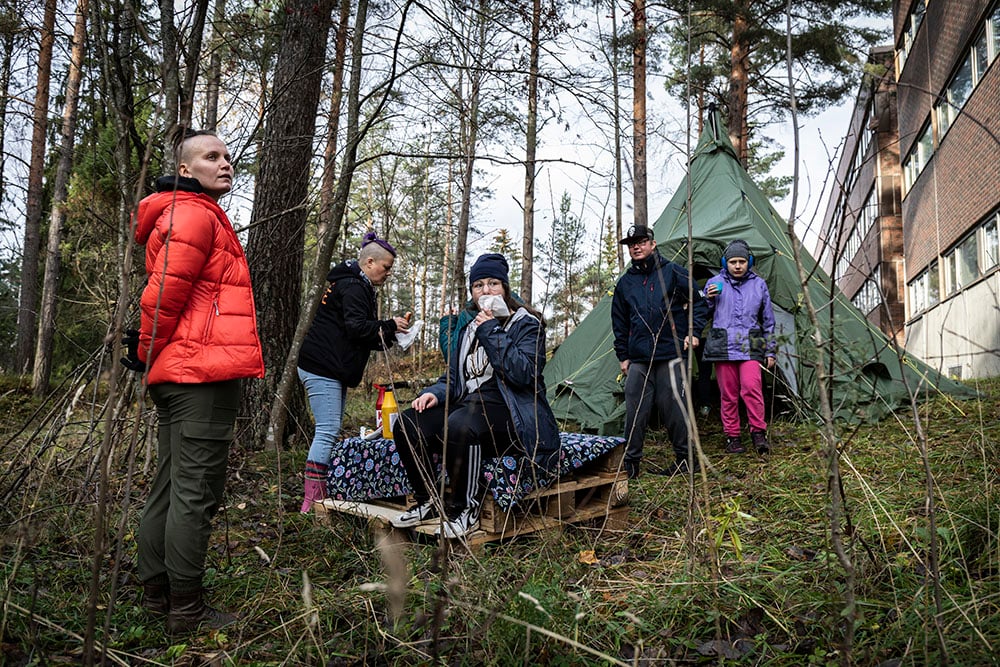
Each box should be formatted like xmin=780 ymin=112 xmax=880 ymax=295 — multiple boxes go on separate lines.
xmin=326 ymin=432 xmax=624 ymax=512
xmin=482 ymin=432 xmax=624 ymax=512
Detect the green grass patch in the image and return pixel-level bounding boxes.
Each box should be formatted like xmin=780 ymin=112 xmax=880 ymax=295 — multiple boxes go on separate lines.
xmin=1 ymin=375 xmax=997 ymax=664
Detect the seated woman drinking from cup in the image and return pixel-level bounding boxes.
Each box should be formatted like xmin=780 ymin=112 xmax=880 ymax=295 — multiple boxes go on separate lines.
xmin=391 ymin=253 xmax=560 ymax=538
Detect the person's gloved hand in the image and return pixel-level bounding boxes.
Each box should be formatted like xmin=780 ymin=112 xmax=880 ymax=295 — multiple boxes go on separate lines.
xmin=120 ymin=328 xmax=146 ymax=372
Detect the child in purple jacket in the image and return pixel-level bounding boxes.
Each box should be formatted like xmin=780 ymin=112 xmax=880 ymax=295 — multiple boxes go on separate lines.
xmin=702 ymin=239 xmax=776 ymax=454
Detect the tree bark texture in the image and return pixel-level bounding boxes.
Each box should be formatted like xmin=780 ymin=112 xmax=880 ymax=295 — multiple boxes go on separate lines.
xmin=203 ymin=0 xmax=227 ymax=129
xmin=728 ymin=4 xmax=750 ymax=166
xmin=159 ymin=0 xmax=180 ymax=162
xmin=179 ymin=0 xmax=209 ymax=128
xmin=316 ymin=0 xmax=352 ymax=244
xmin=631 ymin=0 xmax=647 ymax=229
xmin=610 ymin=0 xmax=623 ymax=272
xmin=244 ymin=0 xmax=336 ymax=447
xmin=267 ymin=0 xmax=372 ymax=451
xmin=15 ymin=0 xmax=56 ymax=375
xmin=451 ymin=2 xmax=486 ymax=299
xmin=520 ymin=0 xmax=540 ymax=303
xmin=33 ymin=0 xmax=88 ymax=395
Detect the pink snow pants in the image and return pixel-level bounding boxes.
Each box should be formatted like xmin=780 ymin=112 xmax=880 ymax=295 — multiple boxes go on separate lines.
xmin=715 ymin=360 xmax=766 ymax=437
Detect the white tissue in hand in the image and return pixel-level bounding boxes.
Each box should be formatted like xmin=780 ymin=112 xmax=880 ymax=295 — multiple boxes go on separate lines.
xmin=477 ymin=294 xmax=510 ymax=317
xmin=395 ymin=319 xmax=423 ymax=350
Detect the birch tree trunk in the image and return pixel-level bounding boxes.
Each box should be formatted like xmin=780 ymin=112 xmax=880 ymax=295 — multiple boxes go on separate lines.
xmin=32 ymin=0 xmax=88 ymax=396
xmin=14 ymin=0 xmax=56 ymax=375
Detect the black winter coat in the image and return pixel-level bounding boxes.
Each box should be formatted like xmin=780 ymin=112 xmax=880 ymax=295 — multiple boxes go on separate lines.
xmin=297 ymin=261 xmax=396 ymax=387
xmin=611 ymin=251 xmax=708 ymax=364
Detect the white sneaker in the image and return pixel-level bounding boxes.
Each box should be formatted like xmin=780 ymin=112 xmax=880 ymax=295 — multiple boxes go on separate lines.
xmin=435 ymin=507 xmax=479 ymax=539
xmin=391 ymin=501 xmax=438 ymax=528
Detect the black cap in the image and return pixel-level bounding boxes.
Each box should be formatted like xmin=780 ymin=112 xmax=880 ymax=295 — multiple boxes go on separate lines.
xmin=620 ymin=224 xmax=654 ymax=245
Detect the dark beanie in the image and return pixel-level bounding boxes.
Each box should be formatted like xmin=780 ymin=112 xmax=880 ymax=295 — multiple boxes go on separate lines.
xmin=469 ymin=253 xmax=510 ymax=286
xmin=724 ymin=239 xmax=751 ymax=262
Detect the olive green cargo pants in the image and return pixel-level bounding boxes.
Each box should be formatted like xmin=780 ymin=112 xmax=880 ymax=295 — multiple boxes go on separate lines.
xmin=137 ymin=380 xmax=240 ymax=593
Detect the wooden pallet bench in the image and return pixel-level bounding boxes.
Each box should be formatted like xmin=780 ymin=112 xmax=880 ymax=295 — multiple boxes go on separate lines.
xmin=316 ymin=444 xmax=629 ymax=546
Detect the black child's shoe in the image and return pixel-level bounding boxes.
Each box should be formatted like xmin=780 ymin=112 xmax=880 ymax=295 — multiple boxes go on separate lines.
xmin=751 ymin=430 xmax=770 ymax=454
xmin=724 ymin=436 xmax=747 ymax=454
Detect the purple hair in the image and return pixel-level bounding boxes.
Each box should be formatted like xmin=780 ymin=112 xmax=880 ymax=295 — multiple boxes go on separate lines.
xmin=361 ymin=231 xmax=397 ymax=258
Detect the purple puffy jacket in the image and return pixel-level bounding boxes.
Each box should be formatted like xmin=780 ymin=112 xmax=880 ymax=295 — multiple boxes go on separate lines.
xmin=702 ymin=270 xmax=775 ymax=362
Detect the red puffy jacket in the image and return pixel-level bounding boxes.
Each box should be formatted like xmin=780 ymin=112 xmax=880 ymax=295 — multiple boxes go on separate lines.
xmin=135 ymin=186 xmax=265 ymax=385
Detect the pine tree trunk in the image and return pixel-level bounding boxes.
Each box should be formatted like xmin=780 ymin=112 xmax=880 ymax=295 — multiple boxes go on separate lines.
xmin=33 ymin=0 xmax=88 ymax=396
xmin=316 ymin=0 xmax=351 ymax=244
xmin=244 ymin=0 xmax=336 ymax=448
xmin=520 ymin=0 xmax=540 ymax=303
xmin=266 ymin=0 xmax=372 ymax=451
xmin=160 ymin=0 xmax=180 ymax=160
xmin=451 ymin=2 xmax=487 ymax=298
xmin=14 ymin=0 xmax=56 ymax=375
xmin=631 ymin=0 xmax=647 ymax=229
xmin=179 ymin=0 xmax=209 ymax=128
xmin=728 ymin=5 xmax=750 ymax=166
xmin=610 ymin=0 xmax=623 ymax=272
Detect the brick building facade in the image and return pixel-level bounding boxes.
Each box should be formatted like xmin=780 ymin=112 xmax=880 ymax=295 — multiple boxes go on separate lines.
xmin=817 ymin=47 xmax=905 ymax=342
xmin=894 ymin=0 xmax=1000 ymax=377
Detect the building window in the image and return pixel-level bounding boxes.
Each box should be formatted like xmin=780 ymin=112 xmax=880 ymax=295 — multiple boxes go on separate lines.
xmin=943 ymin=232 xmax=982 ymax=295
xmin=896 ymin=0 xmax=927 ymax=73
xmin=852 ymin=267 xmax=882 ymax=315
xmin=983 ymin=215 xmax=999 ymax=270
xmin=933 ymin=7 xmax=1000 ymax=144
xmin=907 ymin=260 xmax=939 ymax=317
xmin=974 ymin=30 xmax=990 ymax=82
xmin=902 ymin=122 xmax=934 ymax=195
xmin=992 ymin=4 xmax=1000 ymax=61
xmin=929 ymin=260 xmax=939 ymax=306
xmin=833 ymin=189 xmax=877 ymax=282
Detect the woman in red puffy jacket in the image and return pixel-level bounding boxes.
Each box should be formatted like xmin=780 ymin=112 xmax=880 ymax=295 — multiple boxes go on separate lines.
xmin=132 ymin=129 xmax=263 ymax=635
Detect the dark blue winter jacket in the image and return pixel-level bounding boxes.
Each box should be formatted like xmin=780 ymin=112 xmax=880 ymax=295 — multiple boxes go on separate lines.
xmin=426 ymin=307 xmax=560 ymax=469
xmin=611 ymin=251 xmax=709 ymax=363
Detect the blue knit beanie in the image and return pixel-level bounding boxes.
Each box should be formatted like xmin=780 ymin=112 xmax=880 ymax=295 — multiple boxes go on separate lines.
xmin=469 ymin=253 xmax=510 ymax=286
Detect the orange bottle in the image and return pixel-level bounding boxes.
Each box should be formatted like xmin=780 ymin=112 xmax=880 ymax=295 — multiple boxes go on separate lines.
xmin=381 ymin=387 xmax=398 ymax=439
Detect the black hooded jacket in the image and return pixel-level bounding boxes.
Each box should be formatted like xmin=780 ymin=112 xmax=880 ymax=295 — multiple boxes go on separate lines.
xmin=297 ymin=260 xmax=397 ymax=387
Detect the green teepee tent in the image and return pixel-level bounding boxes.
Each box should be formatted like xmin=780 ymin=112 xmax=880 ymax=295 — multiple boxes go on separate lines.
xmin=544 ymin=109 xmax=974 ymax=434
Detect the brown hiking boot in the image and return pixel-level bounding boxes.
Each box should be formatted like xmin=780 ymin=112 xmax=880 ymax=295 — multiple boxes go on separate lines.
xmin=141 ymin=581 xmax=170 ymax=616
xmin=166 ymin=590 xmax=238 ymax=635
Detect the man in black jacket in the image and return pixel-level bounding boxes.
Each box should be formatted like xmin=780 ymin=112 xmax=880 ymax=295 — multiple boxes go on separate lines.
xmin=611 ymin=225 xmax=708 ymax=479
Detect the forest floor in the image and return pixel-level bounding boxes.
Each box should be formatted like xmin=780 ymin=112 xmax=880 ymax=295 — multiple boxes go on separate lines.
xmin=1 ymin=373 xmax=998 ymax=666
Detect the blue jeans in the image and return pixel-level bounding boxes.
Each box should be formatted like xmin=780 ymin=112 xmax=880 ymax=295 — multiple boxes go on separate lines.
xmin=298 ymin=368 xmax=347 ymax=466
